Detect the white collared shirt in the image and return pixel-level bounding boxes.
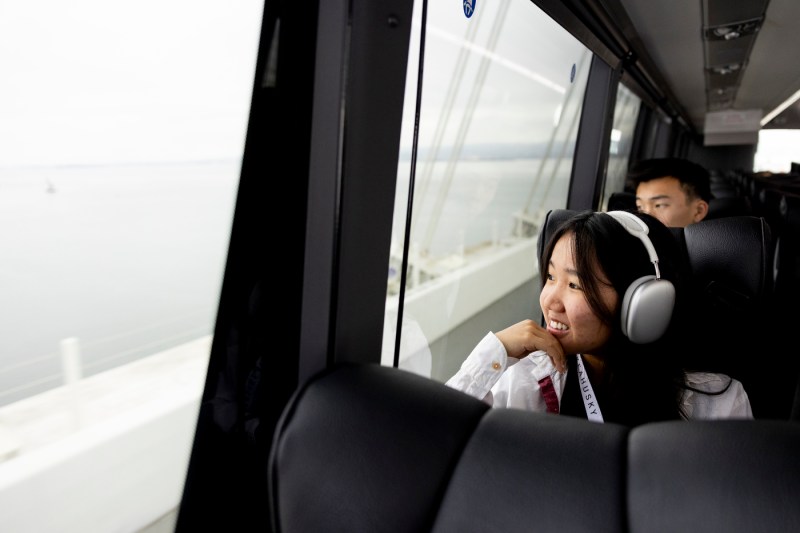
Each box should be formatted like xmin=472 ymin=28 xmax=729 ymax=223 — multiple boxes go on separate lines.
xmin=445 ymin=332 xmax=753 ymax=420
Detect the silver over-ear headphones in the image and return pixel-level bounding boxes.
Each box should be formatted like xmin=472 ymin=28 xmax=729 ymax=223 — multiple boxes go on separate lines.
xmin=605 ymin=211 xmax=676 ymax=344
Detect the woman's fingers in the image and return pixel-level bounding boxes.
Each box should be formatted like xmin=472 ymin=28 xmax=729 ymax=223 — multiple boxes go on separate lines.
xmin=497 ymin=319 xmax=567 ymax=373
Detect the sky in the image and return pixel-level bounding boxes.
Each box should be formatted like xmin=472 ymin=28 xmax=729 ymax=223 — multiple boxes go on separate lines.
xmin=0 ymin=0 xmax=264 ymax=167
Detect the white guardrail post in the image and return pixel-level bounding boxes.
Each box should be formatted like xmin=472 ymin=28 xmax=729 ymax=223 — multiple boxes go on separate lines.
xmin=59 ymin=337 xmax=83 ymax=385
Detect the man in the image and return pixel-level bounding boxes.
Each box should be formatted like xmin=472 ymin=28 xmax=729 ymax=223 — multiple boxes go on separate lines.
xmin=627 ymin=157 xmax=713 ymax=228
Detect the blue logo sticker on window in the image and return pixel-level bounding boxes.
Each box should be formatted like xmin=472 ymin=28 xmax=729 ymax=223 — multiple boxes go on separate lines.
xmin=463 ymin=0 xmax=475 ymax=18
xmin=570 ymin=63 xmax=576 ymax=83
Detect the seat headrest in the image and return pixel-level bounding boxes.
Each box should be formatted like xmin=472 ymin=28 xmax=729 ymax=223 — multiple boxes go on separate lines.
xmin=780 ymin=192 xmax=800 ymax=232
xmin=537 ymin=209 xmax=579 ymax=265
xmin=681 ymin=215 xmax=772 ymax=310
xmin=629 ymin=419 xmax=800 ymax=532
xmin=607 ymin=191 xmax=636 ymax=211
xmin=706 ymin=196 xmax=752 ymax=219
xmin=268 ymin=364 xmax=490 ymax=533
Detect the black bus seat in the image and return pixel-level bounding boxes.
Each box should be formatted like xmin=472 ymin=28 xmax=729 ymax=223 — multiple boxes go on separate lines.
xmin=706 ymin=196 xmax=753 ymax=219
xmin=268 ymin=363 xmax=800 ymax=533
xmin=680 ymin=215 xmax=772 ymax=316
xmin=607 ymin=191 xmax=636 ymax=211
xmin=775 ymin=192 xmax=800 ymax=300
xmin=676 ymin=216 xmax=796 ymax=420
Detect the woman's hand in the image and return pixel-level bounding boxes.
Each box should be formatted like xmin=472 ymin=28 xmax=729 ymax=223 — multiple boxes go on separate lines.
xmin=495 ymin=319 xmax=567 ymax=373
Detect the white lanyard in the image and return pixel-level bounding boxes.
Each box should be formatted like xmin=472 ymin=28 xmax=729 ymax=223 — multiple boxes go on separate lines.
xmin=576 ymin=354 xmax=603 ymax=423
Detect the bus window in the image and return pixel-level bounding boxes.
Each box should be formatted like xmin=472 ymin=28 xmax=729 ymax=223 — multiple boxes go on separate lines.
xmin=383 ymin=0 xmax=591 ymax=383
xmin=0 ymin=0 xmax=261 ymax=406
xmin=601 ymin=82 xmax=642 ymax=209
xmin=0 ymin=1 xmax=261 ymax=531
xmin=755 ymin=130 xmax=800 ymax=173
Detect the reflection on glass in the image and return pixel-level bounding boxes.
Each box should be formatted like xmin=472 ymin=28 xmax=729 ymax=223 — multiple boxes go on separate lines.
xmin=384 ymin=0 xmax=591 ymax=382
xmin=602 ymin=82 xmax=642 ymax=209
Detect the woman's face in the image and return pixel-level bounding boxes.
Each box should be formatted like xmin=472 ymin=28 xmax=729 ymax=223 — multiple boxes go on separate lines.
xmin=539 ymin=233 xmax=618 ymax=356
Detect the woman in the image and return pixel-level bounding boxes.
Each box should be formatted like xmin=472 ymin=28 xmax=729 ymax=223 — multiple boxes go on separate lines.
xmin=445 ymin=210 xmax=751 ymax=426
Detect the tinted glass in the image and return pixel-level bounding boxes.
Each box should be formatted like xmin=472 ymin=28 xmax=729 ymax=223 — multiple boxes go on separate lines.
xmin=384 ymin=0 xmax=591 ymax=381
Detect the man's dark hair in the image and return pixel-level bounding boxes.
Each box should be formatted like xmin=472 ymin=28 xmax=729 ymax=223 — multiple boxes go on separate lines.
xmin=626 ymin=157 xmax=713 ymax=202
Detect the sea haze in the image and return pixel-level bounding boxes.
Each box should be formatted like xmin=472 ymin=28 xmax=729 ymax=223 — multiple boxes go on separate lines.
xmin=0 ymin=160 xmax=239 ymax=406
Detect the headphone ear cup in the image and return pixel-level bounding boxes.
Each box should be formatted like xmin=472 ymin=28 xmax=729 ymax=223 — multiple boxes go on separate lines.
xmin=620 ymin=275 xmax=676 ymax=344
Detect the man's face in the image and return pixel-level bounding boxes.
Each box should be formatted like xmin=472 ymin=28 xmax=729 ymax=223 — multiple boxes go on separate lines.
xmin=635 ymin=176 xmax=708 ymax=227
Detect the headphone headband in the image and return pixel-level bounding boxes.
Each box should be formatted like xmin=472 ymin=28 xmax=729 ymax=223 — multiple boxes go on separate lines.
xmin=606 ymin=211 xmax=659 ymax=270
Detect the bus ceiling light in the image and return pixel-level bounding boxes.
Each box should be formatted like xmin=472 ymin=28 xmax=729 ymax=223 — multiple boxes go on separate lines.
xmin=718 ymin=28 xmax=740 ymax=40
xmin=705 ymin=19 xmax=762 ymax=41
xmin=709 ymin=64 xmax=741 ymax=76
xmin=761 ymin=88 xmax=800 ymax=127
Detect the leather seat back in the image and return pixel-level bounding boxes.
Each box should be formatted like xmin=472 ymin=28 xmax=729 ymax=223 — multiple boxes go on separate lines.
xmin=269 ymin=364 xmax=800 ymax=533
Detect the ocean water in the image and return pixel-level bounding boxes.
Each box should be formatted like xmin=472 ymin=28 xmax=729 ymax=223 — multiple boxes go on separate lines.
xmin=0 ymin=161 xmax=239 ymax=406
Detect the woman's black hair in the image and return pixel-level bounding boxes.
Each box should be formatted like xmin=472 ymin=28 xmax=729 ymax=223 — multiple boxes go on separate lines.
xmin=539 ymin=210 xmax=691 ymax=425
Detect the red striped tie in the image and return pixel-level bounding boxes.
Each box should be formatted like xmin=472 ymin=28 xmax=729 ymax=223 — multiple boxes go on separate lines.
xmin=538 ymin=376 xmax=560 ymax=414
